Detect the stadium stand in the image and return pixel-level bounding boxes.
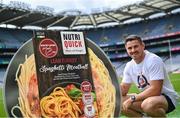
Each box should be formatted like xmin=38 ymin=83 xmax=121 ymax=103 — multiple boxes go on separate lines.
xmin=0 ymin=28 xmax=21 ymax=48
xmin=8 ymin=29 xmax=33 ymax=43
xmin=86 ymin=13 xmax=180 ymax=45
xmin=0 ymin=68 xmax=6 ymax=87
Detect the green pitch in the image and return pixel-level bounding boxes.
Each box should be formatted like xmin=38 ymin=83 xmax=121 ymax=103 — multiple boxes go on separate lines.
xmin=0 ymin=89 xmax=7 ymax=117
xmin=0 ymin=73 xmax=180 ymax=117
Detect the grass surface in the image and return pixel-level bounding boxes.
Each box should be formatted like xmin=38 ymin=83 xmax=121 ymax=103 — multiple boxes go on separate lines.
xmin=0 ymin=73 xmax=180 ymax=117
xmin=0 ymin=89 xmax=7 ymax=117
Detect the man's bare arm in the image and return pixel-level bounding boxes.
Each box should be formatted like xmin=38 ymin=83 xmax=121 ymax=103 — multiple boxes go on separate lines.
xmin=120 ymin=83 xmax=131 ymax=96
xmin=135 ymin=80 xmax=163 ymax=101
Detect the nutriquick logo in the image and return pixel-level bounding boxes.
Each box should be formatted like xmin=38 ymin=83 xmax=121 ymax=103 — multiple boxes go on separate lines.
xmin=60 ymin=31 xmax=86 ymax=55
xmin=39 ymin=38 xmax=58 ymax=58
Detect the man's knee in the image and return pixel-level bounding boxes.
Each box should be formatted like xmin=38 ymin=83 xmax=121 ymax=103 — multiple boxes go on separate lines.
xmin=141 ymin=98 xmax=156 ymax=112
xmin=141 ymin=97 xmax=166 ymax=116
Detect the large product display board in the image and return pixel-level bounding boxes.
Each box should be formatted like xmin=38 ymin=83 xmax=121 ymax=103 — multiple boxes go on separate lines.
xmin=4 ymin=31 xmax=121 ymax=117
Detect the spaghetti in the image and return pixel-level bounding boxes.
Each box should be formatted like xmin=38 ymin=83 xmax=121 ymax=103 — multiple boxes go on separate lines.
xmin=15 ymin=54 xmax=41 ymax=117
xmin=88 ymin=48 xmax=116 ymax=117
xmin=40 ymin=87 xmax=81 ymax=118
xmin=14 ymin=48 xmax=116 ymax=117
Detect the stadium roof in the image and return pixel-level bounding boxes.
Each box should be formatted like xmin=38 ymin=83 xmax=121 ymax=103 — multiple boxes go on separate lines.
xmin=0 ymin=0 xmax=180 ymax=30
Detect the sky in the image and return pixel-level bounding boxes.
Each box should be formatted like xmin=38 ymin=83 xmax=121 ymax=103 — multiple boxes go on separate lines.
xmin=3 ymin=0 xmax=144 ymax=13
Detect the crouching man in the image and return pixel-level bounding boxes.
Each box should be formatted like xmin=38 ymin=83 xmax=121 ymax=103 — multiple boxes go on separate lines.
xmin=120 ymin=35 xmax=179 ymax=117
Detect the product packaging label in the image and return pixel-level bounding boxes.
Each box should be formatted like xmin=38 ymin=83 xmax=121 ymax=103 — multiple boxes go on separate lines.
xmin=32 ymin=30 xmax=98 ymax=117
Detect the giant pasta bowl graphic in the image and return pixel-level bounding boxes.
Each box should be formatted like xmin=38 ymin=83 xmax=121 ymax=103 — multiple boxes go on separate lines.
xmin=3 ymin=38 xmax=121 ymax=117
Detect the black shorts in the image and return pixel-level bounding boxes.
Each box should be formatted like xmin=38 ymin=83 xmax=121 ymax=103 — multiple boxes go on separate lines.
xmin=162 ymin=93 xmax=175 ymax=113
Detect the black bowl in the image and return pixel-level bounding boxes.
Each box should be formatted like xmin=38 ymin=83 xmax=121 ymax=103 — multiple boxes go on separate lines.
xmin=3 ymin=38 xmax=121 ymax=117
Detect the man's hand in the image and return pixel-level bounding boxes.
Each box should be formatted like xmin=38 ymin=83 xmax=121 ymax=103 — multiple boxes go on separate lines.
xmin=123 ymin=98 xmax=133 ymax=111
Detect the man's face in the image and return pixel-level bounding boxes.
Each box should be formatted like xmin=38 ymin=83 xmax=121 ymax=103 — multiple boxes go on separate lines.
xmin=125 ymin=40 xmax=145 ymax=62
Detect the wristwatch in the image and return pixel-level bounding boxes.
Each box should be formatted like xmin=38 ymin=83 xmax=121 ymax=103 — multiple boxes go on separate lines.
xmin=130 ymin=95 xmax=136 ymax=103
